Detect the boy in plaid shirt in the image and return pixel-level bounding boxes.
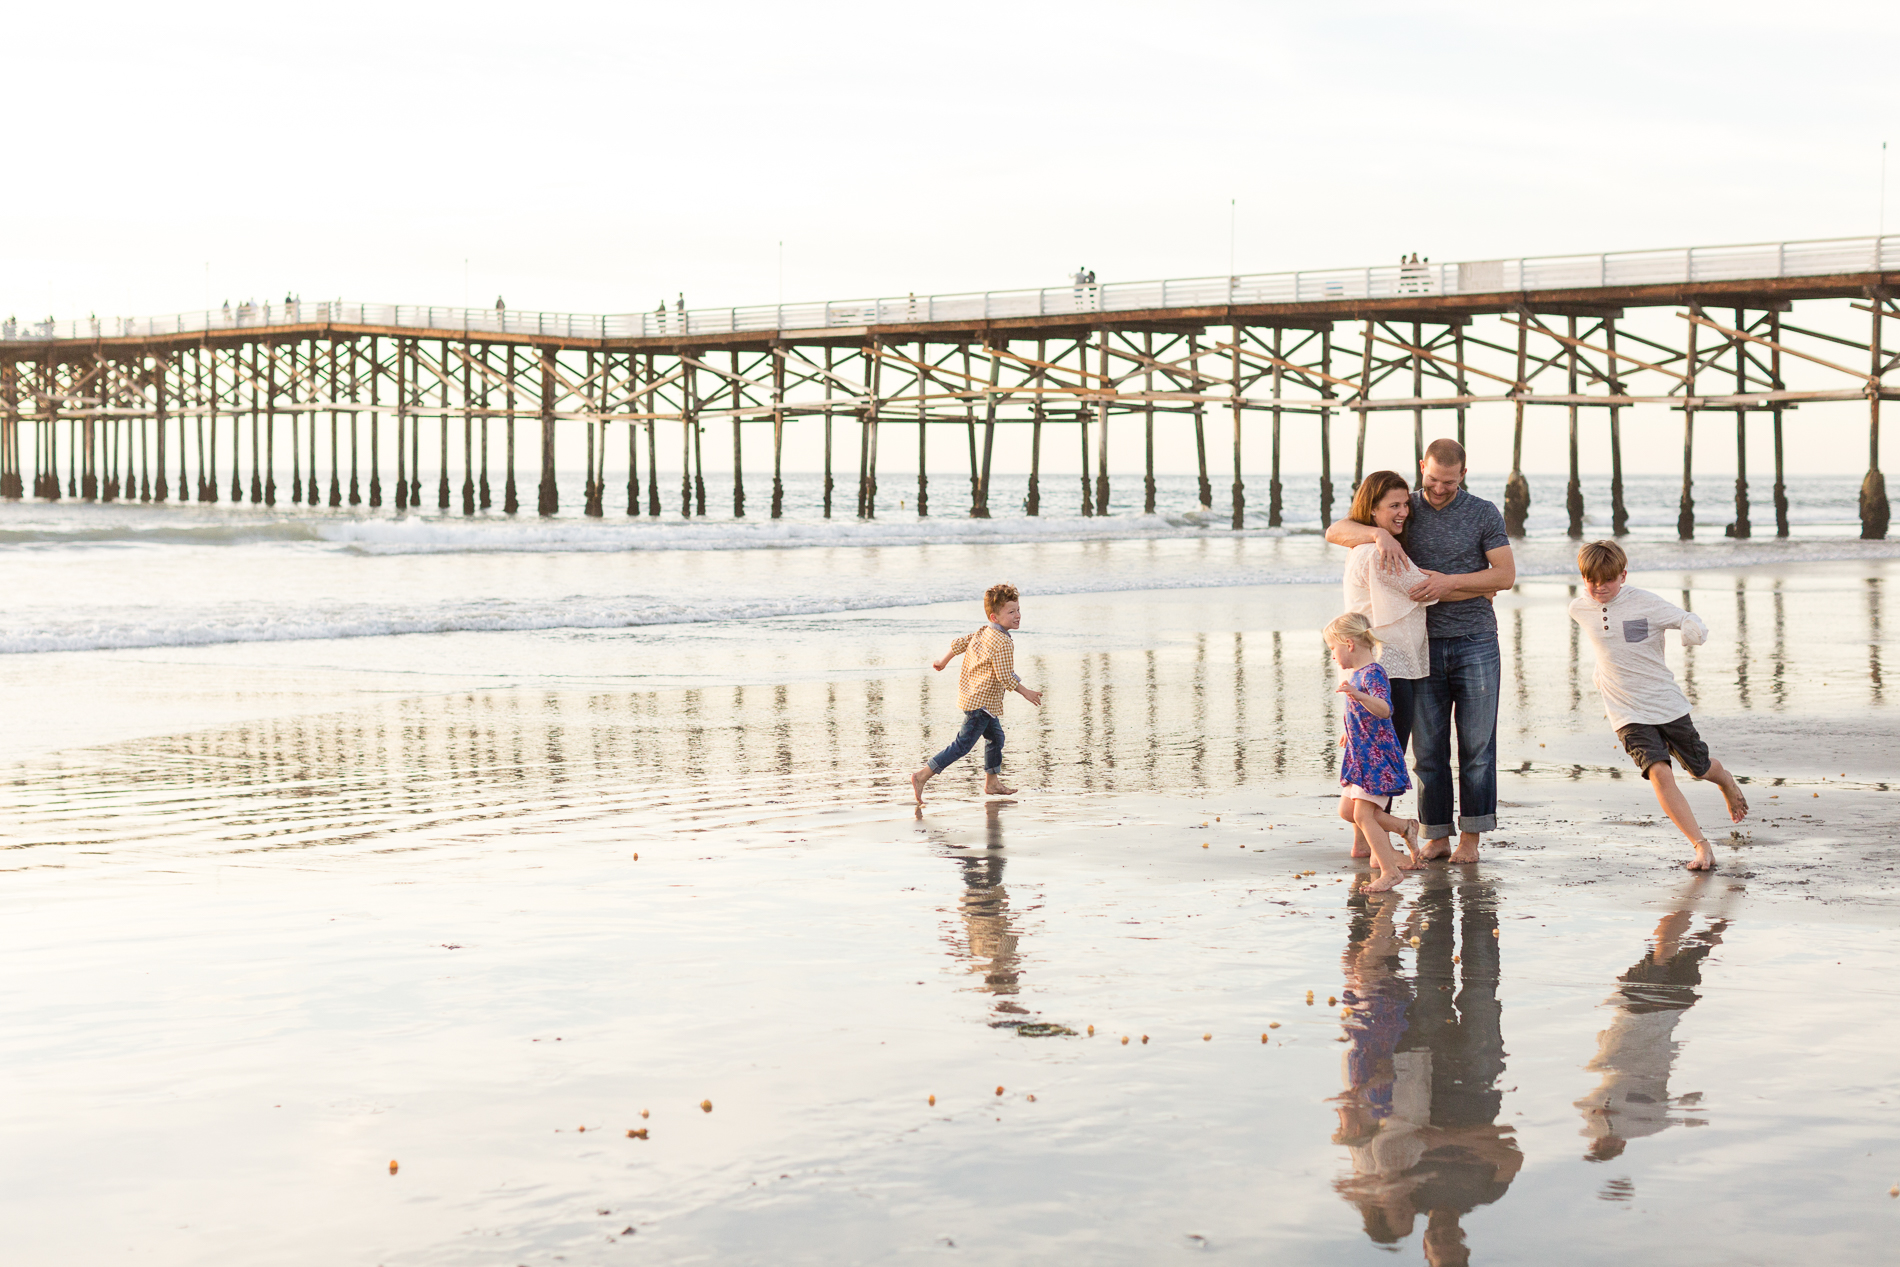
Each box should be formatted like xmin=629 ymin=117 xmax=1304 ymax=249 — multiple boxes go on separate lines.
xmin=911 ymin=583 xmax=1042 ymax=804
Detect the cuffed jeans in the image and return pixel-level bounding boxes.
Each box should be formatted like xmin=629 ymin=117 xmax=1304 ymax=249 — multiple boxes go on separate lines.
xmin=928 ymin=709 xmax=1004 ymax=775
xmin=1412 ymin=633 xmax=1500 ymax=839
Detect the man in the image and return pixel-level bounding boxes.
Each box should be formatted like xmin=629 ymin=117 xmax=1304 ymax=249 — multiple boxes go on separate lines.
xmin=1325 ymin=439 xmax=1515 ymax=863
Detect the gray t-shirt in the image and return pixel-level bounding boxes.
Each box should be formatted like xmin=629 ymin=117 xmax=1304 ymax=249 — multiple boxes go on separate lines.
xmin=1404 ymin=488 xmax=1509 ymax=639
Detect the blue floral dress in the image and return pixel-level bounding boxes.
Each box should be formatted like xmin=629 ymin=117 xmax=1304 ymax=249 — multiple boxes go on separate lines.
xmin=1340 ymin=663 xmax=1411 ymax=796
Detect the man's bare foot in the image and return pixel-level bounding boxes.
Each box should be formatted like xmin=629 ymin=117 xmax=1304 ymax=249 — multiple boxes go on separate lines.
xmin=1448 ymin=832 xmax=1481 ymax=864
xmin=1364 ymin=870 xmax=1406 ymax=893
xmin=1719 ymin=781 xmax=1748 ymax=824
xmin=1420 ymin=837 xmax=1452 ymax=861
xmin=1398 ymin=820 xmax=1425 ymax=869
xmin=983 ymin=777 xmax=1017 ymax=797
xmin=1685 ymin=839 xmax=1716 ymax=871
xmin=910 ymin=767 xmax=932 ymax=805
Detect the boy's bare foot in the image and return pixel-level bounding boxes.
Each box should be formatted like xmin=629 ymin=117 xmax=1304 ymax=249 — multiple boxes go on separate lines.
xmin=983 ymin=777 xmax=1017 ymax=797
xmin=1719 ymin=781 xmax=1748 ymax=824
xmin=1399 ymin=820 xmax=1425 ymax=869
xmin=1420 ymin=837 xmax=1451 ymax=861
xmin=910 ymin=767 xmax=932 ymax=805
xmin=1364 ymin=870 xmax=1406 ymax=893
xmin=1685 ymin=839 xmax=1716 ymax=871
xmin=1448 ymin=832 xmax=1481 ymax=864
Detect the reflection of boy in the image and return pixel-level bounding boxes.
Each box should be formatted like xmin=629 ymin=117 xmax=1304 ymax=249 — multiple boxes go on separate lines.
xmin=1576 ymin=907 xmax=1728 ymax=1160
xmin=1569 ymin=540 xmax=1749 ymax=871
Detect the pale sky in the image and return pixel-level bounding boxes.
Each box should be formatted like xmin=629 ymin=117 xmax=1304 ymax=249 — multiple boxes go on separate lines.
xmin=4 ymin=0 xmax=1896 ymax=478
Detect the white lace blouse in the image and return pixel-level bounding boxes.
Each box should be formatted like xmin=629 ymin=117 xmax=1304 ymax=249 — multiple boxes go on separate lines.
xmin=1342 ymin=543 xmax=1435 ymax=680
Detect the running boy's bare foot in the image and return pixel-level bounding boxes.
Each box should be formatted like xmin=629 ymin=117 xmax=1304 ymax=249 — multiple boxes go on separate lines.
xmin=1703 ymin=759 xmax=1748 ymax=823
xmin=983 ymin=775 xmax=1017 ymax=796
xmin=1685 ymin=838 xmax=1716 ymax=871
xmin=1448 ymin=831 xmax=1482 ymax=864
xmin=910 ymin=767 xmax=933 ymax=805
xmin=1399 ymin=819 xmax=1425 ymax=869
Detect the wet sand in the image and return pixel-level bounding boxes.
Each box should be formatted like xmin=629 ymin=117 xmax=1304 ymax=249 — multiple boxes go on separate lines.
xmin=4 ymin=562 xmax=1899 ymax=1264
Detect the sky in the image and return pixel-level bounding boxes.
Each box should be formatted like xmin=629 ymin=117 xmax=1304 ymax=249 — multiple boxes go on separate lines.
xmin=3 ymin=0 xmax=1896 ymax=476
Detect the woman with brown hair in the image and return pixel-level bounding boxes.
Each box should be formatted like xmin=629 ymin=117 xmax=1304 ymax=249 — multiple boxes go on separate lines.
xmin=1341 ymin=470 xmax=1434 ymax=754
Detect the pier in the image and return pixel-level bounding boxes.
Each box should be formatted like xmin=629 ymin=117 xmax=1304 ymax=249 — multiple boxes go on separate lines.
xmin=3 ymin=233 xmax=1896 ymax=538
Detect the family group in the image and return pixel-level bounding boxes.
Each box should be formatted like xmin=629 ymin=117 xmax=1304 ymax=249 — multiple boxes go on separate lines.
xmin=908 ymin=439 xmax=1748 ymax=887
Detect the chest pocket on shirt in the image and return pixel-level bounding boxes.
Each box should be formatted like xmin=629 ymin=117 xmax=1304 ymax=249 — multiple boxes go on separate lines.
xmin=1622 ymin=618 xmax=1649 ymax=643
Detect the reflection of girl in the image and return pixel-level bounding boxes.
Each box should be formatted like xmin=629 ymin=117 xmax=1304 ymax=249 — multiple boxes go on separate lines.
xmin=1342 ymin=470 xmax=1434 ymax=752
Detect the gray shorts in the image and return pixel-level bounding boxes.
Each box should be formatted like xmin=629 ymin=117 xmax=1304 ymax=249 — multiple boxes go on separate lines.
xmin=1616 ymin=714 xmax=1711 ymax=780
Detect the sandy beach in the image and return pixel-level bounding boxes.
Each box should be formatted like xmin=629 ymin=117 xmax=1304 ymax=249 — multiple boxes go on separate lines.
xmin=3 ymin=544 xmax=1898 ymax=1265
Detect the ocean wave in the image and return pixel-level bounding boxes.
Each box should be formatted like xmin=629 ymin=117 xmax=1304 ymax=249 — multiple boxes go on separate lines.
xmin=314 ymin=510 xmax=1303 ymax=554
xmin=3 ymin=534 xmax=1897 ymax=655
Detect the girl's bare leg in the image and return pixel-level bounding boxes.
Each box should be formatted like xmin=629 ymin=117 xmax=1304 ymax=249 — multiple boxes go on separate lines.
xmin=1352 ymin=799 xmax=1410 ymax=892
xmin=1339 ymin=796 xmax=1371 ymax=858
xmin=1646 ymin=763 xmax=1715 ymax=871
xmin=1359 ymin=801 xmax=1424 ymax=868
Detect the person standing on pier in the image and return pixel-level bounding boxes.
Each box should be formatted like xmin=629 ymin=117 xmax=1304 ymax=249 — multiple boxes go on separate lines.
xmin=1326 ymin=439 xmax=1514 ymax=864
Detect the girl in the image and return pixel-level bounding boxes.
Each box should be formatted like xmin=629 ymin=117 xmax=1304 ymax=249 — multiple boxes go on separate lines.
xmin=1340 ymin=469 xmax=1434 ymax=753
xmin=1327 ymin=612 xmax=1423 ymax=892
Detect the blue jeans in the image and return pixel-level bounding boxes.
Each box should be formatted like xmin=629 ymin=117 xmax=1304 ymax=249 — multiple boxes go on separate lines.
xmin=929 ymin=710 xmax=1004 ymax=775
xmin=1411 ymin=634 xmax=1500 ymax=839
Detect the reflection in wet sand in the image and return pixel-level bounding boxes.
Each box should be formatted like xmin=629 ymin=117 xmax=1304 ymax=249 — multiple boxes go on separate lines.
xmin=1333 ymin=876 xmax=1521 ymax=1267
xmin=945 ymin=803 xmax=1026 ymax=1018
xmin=1575 ymin=875 xmax=1737 ymax=1161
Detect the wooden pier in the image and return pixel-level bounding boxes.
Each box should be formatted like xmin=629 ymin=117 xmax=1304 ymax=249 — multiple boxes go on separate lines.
xmin=3 ymin=234 xmax=1896 ymax=538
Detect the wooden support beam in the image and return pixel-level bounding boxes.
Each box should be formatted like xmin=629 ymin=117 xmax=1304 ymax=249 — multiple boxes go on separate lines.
xmin=1566 ymin=316 xmax=1583 ymax=539
xmin=770 ymin=348 xmax=785 ymax=519
xmin=1605 ymin=319 xmax=1628 ymax=536
xmin=1190 ymin=333 xmax=1210 ymax=509
xmin=1729 ymin=308 xmax=1751 ymax=539
xmin=1026 ymin=338 xmax=1044 ymax=517
xmin=538 ymin=345 xmax=559 ymax=517
xmin=1680 ymin=308 xmax=1699 ymax=541
xmin=462 ymin=343 xmax=477 ymax=516
xmin=1144 ymin=331 xmax=1157 ymax=516
xmin=1096 ymin=332 xmax=1112 ymax=516
xmin=731 ymin=350 xmax=745 ymax=519
xmin=1230 ymin=324 xmax=1245 ymax=529
xmin=1268 ymin=327 xmax=1283 ymax=527
xmin=153 ymin=355 xmax=168 ymax=502
xmin=1318 ymin=330 xmax=1335 ymax=528
xmin=1866 ymin=299 xmax=1890 ymax=539
xmin=1770 ymin=314 xmax=1788 ymax=538
xmin=976 ymin=339 xmax=1000 ymax=518
xmin=1504 ymin=317 xmax=1529 ymax=537
xmin=394 ymin=339 xmax=409 ymax=510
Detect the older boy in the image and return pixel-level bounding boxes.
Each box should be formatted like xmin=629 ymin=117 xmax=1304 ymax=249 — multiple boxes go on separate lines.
xmin=1569 ymin=540 xmax=1748 ymax=871
xmin=911 ymin=583 xmax=1043 ymax=804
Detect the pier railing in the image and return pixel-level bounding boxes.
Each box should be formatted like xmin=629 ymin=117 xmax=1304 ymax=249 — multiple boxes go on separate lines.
xmin=6 ymin=233 xmax=1896 ymax=344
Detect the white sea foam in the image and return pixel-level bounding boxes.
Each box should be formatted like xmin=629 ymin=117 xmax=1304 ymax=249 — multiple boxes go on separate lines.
xmin=2 ymin=531 xmax=1897 ymax=655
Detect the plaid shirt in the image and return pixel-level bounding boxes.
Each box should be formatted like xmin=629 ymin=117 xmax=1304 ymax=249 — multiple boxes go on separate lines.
xmin=947 ymin=624 xmax=1020 ymax=716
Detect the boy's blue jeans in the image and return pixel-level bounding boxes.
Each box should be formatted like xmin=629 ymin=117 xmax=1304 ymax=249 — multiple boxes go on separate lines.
xmin=1411 ymin=633 xmax=1500 ymax=839
xmin=928 ymin=709 xmax=1004 ymax=775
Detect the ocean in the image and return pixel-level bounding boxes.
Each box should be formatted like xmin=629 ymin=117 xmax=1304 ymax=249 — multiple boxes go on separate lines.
xmin=5 ymin=472 xmax=1899 ymax=1266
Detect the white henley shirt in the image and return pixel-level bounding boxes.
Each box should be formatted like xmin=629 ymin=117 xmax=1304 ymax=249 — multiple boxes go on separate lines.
xmin=1567 ymin=586 xmax=1708 ymax=730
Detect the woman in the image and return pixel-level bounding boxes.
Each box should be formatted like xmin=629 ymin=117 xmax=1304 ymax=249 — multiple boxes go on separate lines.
xmin=1341 ymin=470 xmax=1433 ymax=752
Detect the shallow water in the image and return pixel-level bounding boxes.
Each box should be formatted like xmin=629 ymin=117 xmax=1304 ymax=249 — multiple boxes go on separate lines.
xmin=4 ymin=560 xmax=1899 ymax=1264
